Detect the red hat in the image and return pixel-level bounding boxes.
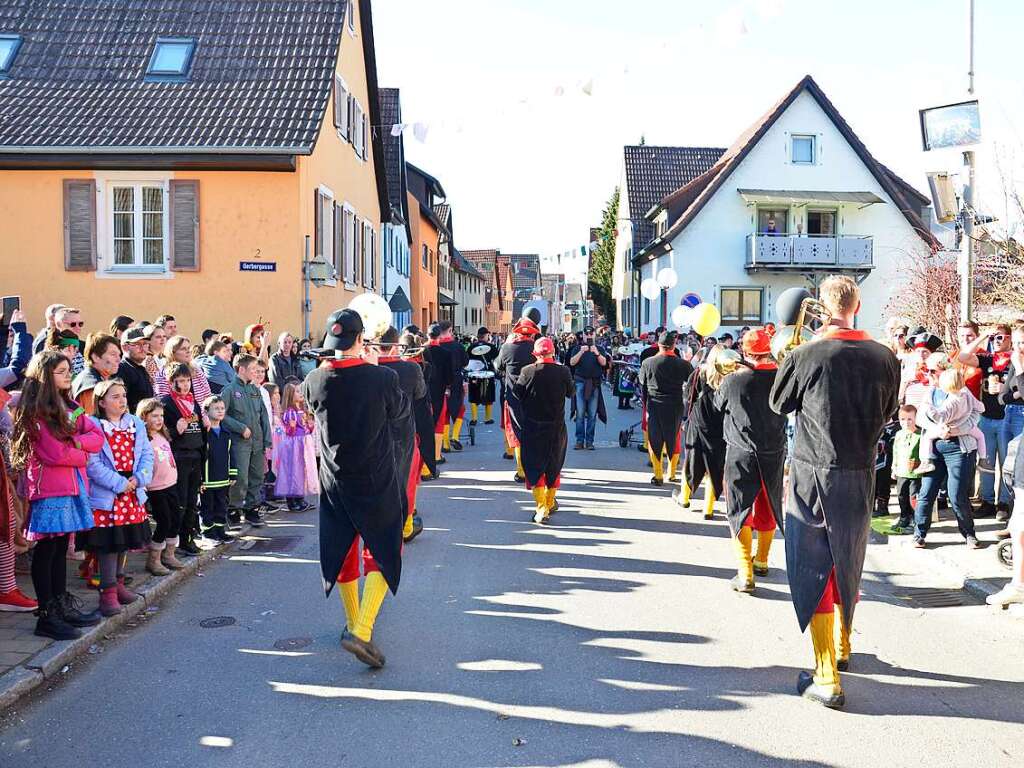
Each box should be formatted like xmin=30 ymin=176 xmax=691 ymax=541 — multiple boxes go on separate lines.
xmin=512 ymin=318 xmax=540 ymax=338
xmin=533 ymin=337 xmax=555 ymax=357
xmin=742 ymin=328 xmax=772 ymax=356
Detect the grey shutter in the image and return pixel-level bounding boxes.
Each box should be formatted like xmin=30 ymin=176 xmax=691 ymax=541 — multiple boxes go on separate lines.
xmin=169 ymin=180 xmax=200 ymax=271
xmin=62 ymin=179 xmax=97 ymax=271
xmin=332 ymin=77 xmax=341 ymax=129
xmin=353 ymin=217 xmax=361 ymax=284
xmin=333 ymin=203 xmax=343 ymax=277
xmin=347 ymin=95 xmax=355 ymax=145
xmin=361 ymin=112 xmax=368 ymax=160
xmin=314 ymin=190 xmax=324 ymax=261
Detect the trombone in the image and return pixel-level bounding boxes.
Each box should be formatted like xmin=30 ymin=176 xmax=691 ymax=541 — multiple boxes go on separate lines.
xmin=771 ymin=297 xmax=832 ymax=363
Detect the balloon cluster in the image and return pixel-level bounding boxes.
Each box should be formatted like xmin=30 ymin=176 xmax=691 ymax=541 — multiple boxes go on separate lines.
xmin=673 ymin=303 xmax=720 ymax=336
xmin=639 ymin=267 xmax=678 ymax=301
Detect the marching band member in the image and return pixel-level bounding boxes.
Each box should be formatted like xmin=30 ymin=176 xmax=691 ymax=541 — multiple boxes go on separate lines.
xmin=637 ymin=331 xmax=692 ymax=486
xmin=637 ymin=330 xmax=662 ymax=454
xmin=715 ymin=328 xmax=787 ymax=593
xmin=496 ymin=316 xmax=541 ymax=482
xmin=377 ymin=327 xmax=428 ymax=544
xmin=438 ymin=321 xmax=469 ymax=451
xmin=302 ymin=309 xmax=410 ymax=669
xmin=675 ymin=345 xmax=729 ymax=519
xmin=467 ymin=327 xmax=498 ymax=425
xmin=423 ymin=323 xmax=453 ymax=471
xmin=515 ymin=337 xmax=574 ymax=524
xmin=770 ymin=277 xmax=899 ymax=708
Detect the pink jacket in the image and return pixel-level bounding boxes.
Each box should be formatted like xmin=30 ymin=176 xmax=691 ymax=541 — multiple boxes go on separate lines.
xmin=25 ymin=412 xmax=105 ymax=501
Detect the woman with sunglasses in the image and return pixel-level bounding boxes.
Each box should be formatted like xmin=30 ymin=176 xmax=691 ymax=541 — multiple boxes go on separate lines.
xmin=958 ymin=323 xmax=1013 ymax=518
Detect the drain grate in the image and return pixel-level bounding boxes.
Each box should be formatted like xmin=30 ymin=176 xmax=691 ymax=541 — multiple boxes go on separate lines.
xmin=246 ymin=535 xmax=303 ymax=553
xmin=274 ymin=637 xmax=313 ymax=651
xmin=199 ymin=616 xmax=237 ymax=628
xmin=896 ymin=589 xmax=965 ymax=608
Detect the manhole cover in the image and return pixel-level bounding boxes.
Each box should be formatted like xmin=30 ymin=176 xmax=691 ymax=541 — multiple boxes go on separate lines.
xmin=248 ymin=535 xmax=303 ymax=553
xmin=273 ymin=637 xmax=313 ymax=651
xmin=199 ymin=616 xmax=237 ymax=628
xmin=896 ymin=589 xmax=965 ymax=608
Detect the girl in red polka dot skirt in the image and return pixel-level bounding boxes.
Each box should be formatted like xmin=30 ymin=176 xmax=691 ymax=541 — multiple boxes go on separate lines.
xmin=81 ymin=379 xmax=154 ymax=616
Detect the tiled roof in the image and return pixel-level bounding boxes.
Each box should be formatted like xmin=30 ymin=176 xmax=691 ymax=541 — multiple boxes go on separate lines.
xmin=462 ymin=249 xmax=498 ymax=276
xmin=635 ymin=76 xmax=940 ymax=262
xmin=0 ymin=0 xmax=349 ymax=151
xmin=623 ymin=145 xmax=725 ymax=249
xmin=433 ymin=203 xmax=451 ymax=229
xmin=451 ymin=248 xmax=484 ymax=279
xmin=379 ymin=87 xmax=408 ymax=219
xmin=513 ymin=268 xmax=539 ymax=291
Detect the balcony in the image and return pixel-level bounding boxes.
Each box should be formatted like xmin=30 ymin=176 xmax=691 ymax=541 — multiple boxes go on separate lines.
xmin=745 ymin=234 xmax=873 ymax=271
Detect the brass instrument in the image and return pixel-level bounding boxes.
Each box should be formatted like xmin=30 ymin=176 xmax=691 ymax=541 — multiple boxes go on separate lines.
xmin=714 ymin=348 xmax=749 ymax=375
xmin=771 ymin=297 xmax=832 ymax=362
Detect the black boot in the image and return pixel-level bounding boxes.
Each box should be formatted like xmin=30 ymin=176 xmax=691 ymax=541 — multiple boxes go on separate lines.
xmin=178 ymin=535 xmax=201 ymax=555
xmin=56 ymin=592 xmax=102 ymax=628
xmin=35 ymin=600 xmax=83 ymax=641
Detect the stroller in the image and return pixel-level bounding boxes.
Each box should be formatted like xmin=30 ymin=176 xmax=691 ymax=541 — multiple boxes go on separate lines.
xmin=612 ymin=354 xmax=644 ymax=449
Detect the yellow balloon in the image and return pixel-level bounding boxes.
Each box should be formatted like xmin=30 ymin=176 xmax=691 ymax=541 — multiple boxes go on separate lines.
xmin=692 ymin=303 xmax=721 ymax=336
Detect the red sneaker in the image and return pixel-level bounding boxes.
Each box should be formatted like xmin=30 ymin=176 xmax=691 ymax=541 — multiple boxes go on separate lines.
xmin=0 ymin=587 xmax=39 ymax=612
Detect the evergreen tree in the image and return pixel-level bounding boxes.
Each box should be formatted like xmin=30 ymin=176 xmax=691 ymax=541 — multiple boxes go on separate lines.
xmin=588 ymin=188 xmax=619 ymax=327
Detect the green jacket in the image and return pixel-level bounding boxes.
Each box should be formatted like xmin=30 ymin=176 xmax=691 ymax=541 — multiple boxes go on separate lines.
xmin=220 ymin=379 xmax=272 ymax=450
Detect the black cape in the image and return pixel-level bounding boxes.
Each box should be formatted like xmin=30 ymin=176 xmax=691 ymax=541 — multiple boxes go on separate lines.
xmin=683 ymin=369 xmax=725 ymax=497
xmin=380 ymin=357 xmax=426 ymax=519
xmin=441 ymin=339 xmax=469 ymax=421
xmin=302 ymin=360 xmax=410 ymax=596
xmin=770 ymin=331 xmax=899 ymax=631
xmin=422 ymin=343 xmax=452 ymax=427
xmin=637 ymin=352 xmax=692 ymax=457
xmin=515 ymin=361 xmax=574 ymax=487
xmin=467 ymin=341 xmax=498 ymax=404
xmin=714 ymin=366 xmax=787 ymax=537
xmin=412 ymin=356 xmax=437 ymax=475
xmin=495 ymin=339 xmax=537 ymax=445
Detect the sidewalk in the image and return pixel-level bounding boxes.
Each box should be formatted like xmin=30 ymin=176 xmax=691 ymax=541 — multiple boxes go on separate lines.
xmin=0 ymin=528 xmax=248 ymax=711
xmin=874 ymin=498 xmax=1021 ymax=616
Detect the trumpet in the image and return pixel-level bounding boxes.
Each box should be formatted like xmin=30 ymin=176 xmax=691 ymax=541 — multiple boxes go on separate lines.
xmin=771 ymin=296 xmax=832 ymax=363
xmin=713 ymin=348 xmax=751 ymax=375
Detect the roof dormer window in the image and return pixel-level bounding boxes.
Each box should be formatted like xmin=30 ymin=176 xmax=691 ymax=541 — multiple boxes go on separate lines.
xmin=146 ymin=37 xmax=196 ymax=80
xmin=0 ymin=34 xmax=23 ymax=75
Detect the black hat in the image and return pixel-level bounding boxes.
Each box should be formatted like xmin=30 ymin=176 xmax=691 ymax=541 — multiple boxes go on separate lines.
xmin=658 ymin=330 xmax=677 ymax=347
xmin=911 ymin=332 xmax=943 ymax=353
xmin=584 ymin=325 xmax=595 ymax=334
xmin=427 ymin=323 xmax=443 ymax=339
xmin=380 ymin=326 xmax=400 ymax=346
xmin=121 ymin=326 xmax=147 ymax=344
xmin=324 ymin=309 xmax=363 ymax=351
xmin=476 ymin=326 xmax=489 ymax=337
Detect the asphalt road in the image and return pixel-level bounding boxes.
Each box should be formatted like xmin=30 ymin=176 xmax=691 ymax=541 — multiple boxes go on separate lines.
xmin=1 ymin=401 xmax=1022 ymax=768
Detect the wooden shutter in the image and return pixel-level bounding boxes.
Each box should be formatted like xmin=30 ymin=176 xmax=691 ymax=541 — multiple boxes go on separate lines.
xmin=169 ymin=180 xmax=200 ymax=271
xmin=314 ymin=189 xmax=324 ymax=261
xmin=332 ymin=77 xmax=341 ymax=130
xmin=333 ymin=203 xmax=343 ymax=278
xmin=353 ymin=217 xmax=361 ymax=284
xmin=62 ymin=179 xmax=97 ymax=271
xmin=370 ymin=227 xmax=377 ymax=289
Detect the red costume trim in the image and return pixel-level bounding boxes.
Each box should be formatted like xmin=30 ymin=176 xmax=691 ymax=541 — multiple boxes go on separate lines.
xmin=337 ymin=536 xmax=381 ymax=582
xmin=821 ymin=328 xmax=872 ymax=342
xmin=752 ymin=362 xmax=777 ymax=371
xmin=741 ymin=481 xmax=777 ymax=532
xmin=377 ymin=355 xmax=401 ymax=363
xmin=329 ymin=358 xmax=368 ymax=369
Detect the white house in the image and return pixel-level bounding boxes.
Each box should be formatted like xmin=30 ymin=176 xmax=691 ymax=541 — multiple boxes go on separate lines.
xmin=379 ymin=88 xmax=413 ymax=329
xmin=452 ymin=248 xmax=486 ymax=333
xmin=633 ymin=75 xmax=938 ymax=337
xmin=613 ymin=146 xmax=724 ymax=333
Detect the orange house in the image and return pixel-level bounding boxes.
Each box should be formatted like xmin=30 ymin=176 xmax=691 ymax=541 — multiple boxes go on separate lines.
xmin=406 ymin=163 xmax=448 ymax=329
xmin=0 ymin=0 xmax=388 ymax=342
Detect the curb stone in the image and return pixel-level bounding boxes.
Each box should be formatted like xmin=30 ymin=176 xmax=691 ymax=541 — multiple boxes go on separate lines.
xmin=0 ymin=527 xmax=248 ymax=713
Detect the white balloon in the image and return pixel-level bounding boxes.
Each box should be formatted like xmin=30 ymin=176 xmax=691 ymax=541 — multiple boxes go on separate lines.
xmin=671 ymin=305 xmax=691 ymax=330
xmin=656 ymin=267 xmax=678 ymax=290
xmin=640 ymin=278 xmax=661 ymax=301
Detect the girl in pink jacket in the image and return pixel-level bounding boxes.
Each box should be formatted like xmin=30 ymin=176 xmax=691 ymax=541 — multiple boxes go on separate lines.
xmin=11 ymin=351 xmax=105 ymax=641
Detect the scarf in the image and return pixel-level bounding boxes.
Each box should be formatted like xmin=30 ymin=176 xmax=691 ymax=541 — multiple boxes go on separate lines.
xmin=170 ymin=391 xmax=196 ymax=420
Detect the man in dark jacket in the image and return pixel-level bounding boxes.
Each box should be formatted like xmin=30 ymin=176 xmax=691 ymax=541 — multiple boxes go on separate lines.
xmin=303 ymin=309 xmax=409 ymax=669
xmin=117 ymin=327 xmax=155 ymax=414
xmin=422 ymin=323 xmax=453 ymax=470
xmin=438 ymin=321 xmax=469 ymax=451
xmin=637 ymin=330 xmax=692 ymax=486
xmin=568 ymin=326 xmax=607 ymax=451
xmin=495 ymin=317 xmax=541 ymax=481
xmin=715 ymin=329 xmax=787 ymax=594
xmin=770 ymin=277 xmax=899 ymax=708
xmin=516 ymin=337 xmax=573 ymax=524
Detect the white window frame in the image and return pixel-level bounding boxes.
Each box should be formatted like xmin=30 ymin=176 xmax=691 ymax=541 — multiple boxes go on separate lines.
xmin=347 ymin=0 xmax=357 ymax=35
xmin=362 ymin=220 xmax=373 ymax=288
xmin=791 ymin=134 xmax=816 ymax=165
xmin=335 ymin=75 xmax=351 ymax=142
xmin=342 ymin=203 xmax=356 ymax=287
xmin=102 ymin=179 xmax=170 ymax=276
xmin=352 ymin=99 xmax=366 ymax=160
xmin=720 ymin=286 xmax=764 ymax=326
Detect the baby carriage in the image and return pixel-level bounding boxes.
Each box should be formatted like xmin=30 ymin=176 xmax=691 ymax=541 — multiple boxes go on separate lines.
xmin=613 ymin=350 xmax=644 ymax=449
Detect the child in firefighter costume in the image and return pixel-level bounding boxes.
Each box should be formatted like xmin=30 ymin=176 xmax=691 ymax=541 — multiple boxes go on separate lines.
xmin=467 ymin=327 xmax=498 ymax=425
xmin=637 ymin=331 xmax=693 ymax=486
xmin=515 ymin=337 xmax=574 ymax=524
xmin=495 ymin=317 xmax=541 ymax=482
xmin=770 ymin=278 xmax=900 ymax=708
xmin=302 ymin=309 xmax=410 ymax=669
xmin=714 ymin=328 xmax=787 ymax=593
xmin=675 ymin=344 xmax=729 ymax=519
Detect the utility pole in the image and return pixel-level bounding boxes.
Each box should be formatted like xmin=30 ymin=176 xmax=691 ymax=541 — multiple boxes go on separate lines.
xmin=959 ymin=0 xmax=977 ymax=322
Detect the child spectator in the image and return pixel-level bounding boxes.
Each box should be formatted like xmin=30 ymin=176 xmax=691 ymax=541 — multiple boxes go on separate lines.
xmin=196 ymin=340 xmax=237 ymax=394
xmin=221 ymin=354 xmax=271 ymax=528
xmin=892 ymin=404 xmax=922 ymax=533
xmin=137 ymin=398 xmax=183 ymax=575
xmin=264 ymin=382 xmax=282 ymax=501
xmin=275 ymin=382 xmax=316 ymax=511
xmin=10 ymin=352 xmax=105 ymax=635
xmin=917 ymin=368 xmax=985 ymax=474
xmin=82 ymin=379 xmax=154 ymax=617
xmin=200 ymin=396 xmax=236 ymax=542
xmin=155 ymin=335 xmax=213 ymax=405
xmin=160 ymin=363 xmax=206 ymax=555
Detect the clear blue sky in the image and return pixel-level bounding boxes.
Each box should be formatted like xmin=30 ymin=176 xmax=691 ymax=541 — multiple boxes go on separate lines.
xmin=373 ymin=0 xmax=1024 ymax=254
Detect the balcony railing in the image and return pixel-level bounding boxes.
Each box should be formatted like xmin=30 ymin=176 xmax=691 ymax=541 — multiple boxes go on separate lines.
xmin=745 ymin=234 xmax=873 ymax=270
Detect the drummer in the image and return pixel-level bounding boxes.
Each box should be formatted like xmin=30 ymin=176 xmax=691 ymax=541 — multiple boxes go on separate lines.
xmin=467 ymin=327 xmax=498 ymax=425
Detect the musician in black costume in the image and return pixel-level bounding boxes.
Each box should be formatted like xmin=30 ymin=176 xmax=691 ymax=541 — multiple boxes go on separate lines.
xmin=467 ymin=327 xmax=498 ymax=425
xmin=770 ymin=277 xmax=899 ymax=708
xmin=438 ymin=321 xmax=469 ymax=451
xmin=422 ymin=323 xmax=453 ymax=471
xmin=495 ymin=317 xmax=540 ymax=481
xmin=637 ymin=330 xmax=693 ymax=486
